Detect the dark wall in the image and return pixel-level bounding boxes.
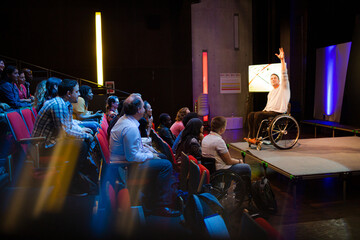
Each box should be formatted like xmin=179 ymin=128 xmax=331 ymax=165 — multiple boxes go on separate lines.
xmin=0 ymin=0 xmax=193 ymax=125
xmin=341 ymin=15 xmax=360 ymax=127
xmin=252 ymin=0 xmax=360 ymax=122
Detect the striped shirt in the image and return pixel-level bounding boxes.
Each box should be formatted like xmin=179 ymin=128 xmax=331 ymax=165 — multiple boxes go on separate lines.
xmin=32 ymin=96 xmax=91 ymax=148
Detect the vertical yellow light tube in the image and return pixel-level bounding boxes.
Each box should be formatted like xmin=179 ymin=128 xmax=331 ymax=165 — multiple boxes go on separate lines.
xmin=95 ymin=12 xmax=104 ymax=86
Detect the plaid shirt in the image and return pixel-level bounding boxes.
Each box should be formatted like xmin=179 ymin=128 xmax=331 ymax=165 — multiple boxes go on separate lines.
xmin=32 ymin=96 xmax=91 ymax=148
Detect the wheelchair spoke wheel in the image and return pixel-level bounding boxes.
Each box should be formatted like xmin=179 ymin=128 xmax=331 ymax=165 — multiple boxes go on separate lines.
xmin=269 ymin=115 xmax=300 ymax=149
xmin=210 ymin=171 xmax=246 ymax=211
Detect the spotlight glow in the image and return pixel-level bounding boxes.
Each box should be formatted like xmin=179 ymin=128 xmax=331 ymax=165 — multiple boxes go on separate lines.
xmin=96 ymin=12 xmax=104 ymax=86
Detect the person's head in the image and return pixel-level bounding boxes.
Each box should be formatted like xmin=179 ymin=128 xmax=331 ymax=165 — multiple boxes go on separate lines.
xmin=79 ymin=85 xmax=93 ymax=102
xmin=22 ymin=68 xmax=33 ymax=82
xmin=182 ymin=112 xmax=199 ymax=127
xmin=106 ymin=95 xmax=119 ymax=111
xmin=175 ymin=107 xmax=190 ymax=122
xmin=32 ymin=80 xmax=47 ymax=109
xmin=123 ymin=93 xmax=144 ymax=120
xmin=143 ymin=101 xmax=152 ymax=118
xmin=58 ymin=79 xmax=79 ymax=103
xmin=18 ymin=70 xmax=26 ymax=85
xmin=270 ymin=73 xmax=280 ymax=88
xmin=182 ymin=118 xmax=204 ymax=141
xmin=2 ymin=65 xmax=19 ymax=83
xmin=211 ymin=116 xmax=227 ymax=135
xmin=159 ymin=113 xmax=172 ymax=128
xmin=0 ymin=60 xmax=5 ymax=72
xmin=46 ymin=77 xmax=62 ymax=99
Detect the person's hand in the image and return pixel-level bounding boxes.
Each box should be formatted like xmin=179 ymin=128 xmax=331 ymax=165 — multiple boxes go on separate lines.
xmin=275 ymin=48 xmax=285 ymax=61
xmin=82 ymin=127 xmax=93 ymax=135
xmin=87 ymin=134 xmax=94 ymax=143
xmin=238 ymin=159 xmax=244 ymax=164
xmin=153 ymin=153 xmax=161 ymax=159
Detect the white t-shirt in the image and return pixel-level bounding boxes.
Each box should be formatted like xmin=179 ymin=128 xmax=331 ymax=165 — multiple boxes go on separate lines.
xmin=263 ymin=69 xmax=290 ymax=113
xmin=201 ymin=131 xmax=230 ymax=170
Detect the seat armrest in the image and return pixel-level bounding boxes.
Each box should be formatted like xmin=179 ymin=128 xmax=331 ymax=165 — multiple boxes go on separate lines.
xmin=18 ymin=136 xmax=46 ymax=144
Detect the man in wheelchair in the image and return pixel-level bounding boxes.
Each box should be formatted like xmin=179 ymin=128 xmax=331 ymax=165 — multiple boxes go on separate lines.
xmin=245 ymin=48 xmax=290 ymax=145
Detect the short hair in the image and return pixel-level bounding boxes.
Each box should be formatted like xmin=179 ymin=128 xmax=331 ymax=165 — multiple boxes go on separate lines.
xmin=182 ymin=112 xmax=199 ymax=126
xmin=211 ymin=116 xmax=227 ymax=133
xmin=123 ymin=94 xmax=143 ymax=115
xmin=79 ymin=85 xmax=92 ymax=99
xmin=271 ymin=73 xmax=279 ymax=80
xmin=143 ymin=101 xmax=150 ymax=110
xmin=175 ymin=107 xmax=189 ymax=121
xmin=58 ymin=79 xmax=78 ymax=97
xmin=159 ymin=113 xmax=170 ymax=124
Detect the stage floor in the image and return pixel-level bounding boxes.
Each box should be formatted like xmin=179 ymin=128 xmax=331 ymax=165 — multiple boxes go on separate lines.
xmin=229 ymin=136 xmax=360 ymax=179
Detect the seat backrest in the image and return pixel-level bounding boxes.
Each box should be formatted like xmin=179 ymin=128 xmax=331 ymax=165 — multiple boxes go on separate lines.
xmin=179 ymin=152 xmax=190 ymax=191
xmin=150 ymin=128 xmax=177 ymax=166
xmin=21 ymin=108 xmax=36 ymax=134
xmin=6 ymin=111 xmax=31 ymax=142
xmin=98 ymin=127 xmax=108 ymax=141
xmin=255 ymin=217 xmax=284 ymax=240
xmin=188 ymin=160 xmax=201 ymax=194
xmin=32 ymin=107 xmax=38 ymax=118
xmin=286 ymin=102 xmax=291 ymax=115
xmin=239 ymin=211 xmax=268 ymax=239
xmin=96 ymin=132 xmax=110 ymax=164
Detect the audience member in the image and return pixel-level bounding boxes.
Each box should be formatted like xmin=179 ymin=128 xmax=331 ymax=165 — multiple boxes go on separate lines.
xmin=172 ymin=112 xmax=199 ymax=154
xmin=106 ymin=95 xmax=119 ymax=123
xmin=32 ymin=79 xmax=96 ymax=195
xmin=0 ymin=65 xmax=31 ymax=109
xmin=157 ymin=113 xmax=176 ymax=147
xmin=170 ymin=107 xmax=190 ymax=137
xmin=32 ymin=80 xmax=47 ymax=113
xmin=22 ymin=68 xmax=33 ymax=98
xmin=174 ymin=118 xmax=204 ymax=164
xmin=139 ymin=100 xmax=153 ymax=138
xmin=72 ymin=85 xmax=103 ymax=121
xmin=0 ymin=59 xmax=5 ymax=75
xmin=201 ymin=116 xmax=251 ymax=178
xmin=45 ymin=77 xmax=62 ymax=101
xmin=15 ymin=70 xmax=32 ymax=102
xmin=107 ymin=99 xmax=124 ymax=138
xmin=109 ymin=93 xmax=180 ymax=217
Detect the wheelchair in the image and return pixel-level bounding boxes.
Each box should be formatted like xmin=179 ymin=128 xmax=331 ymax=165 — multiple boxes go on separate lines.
xmin=248 ymin=105 xmax=300 ymax=150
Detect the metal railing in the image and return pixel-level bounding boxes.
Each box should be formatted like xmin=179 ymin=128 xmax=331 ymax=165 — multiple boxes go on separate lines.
xmin=0 ymin=54 xmax=130 ymax=96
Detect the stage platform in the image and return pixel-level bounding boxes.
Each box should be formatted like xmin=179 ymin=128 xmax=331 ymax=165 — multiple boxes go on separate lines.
xmin=229 ymin=136 xmax=360 ymax=206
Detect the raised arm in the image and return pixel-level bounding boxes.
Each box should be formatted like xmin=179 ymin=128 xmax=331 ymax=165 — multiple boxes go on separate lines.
xmin=275 ymin=48 xmax=289 ymax=89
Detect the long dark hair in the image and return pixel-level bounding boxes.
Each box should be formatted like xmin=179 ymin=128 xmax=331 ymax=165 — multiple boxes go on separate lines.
xmin=45 ymin=77 xmax=62 ymax=99
xmin=79 ymin=85 xmax=92 ymax=105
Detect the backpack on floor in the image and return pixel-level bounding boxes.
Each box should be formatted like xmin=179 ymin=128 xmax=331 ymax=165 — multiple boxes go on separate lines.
xmin=251 ymin=177 xmax=277 ymax=214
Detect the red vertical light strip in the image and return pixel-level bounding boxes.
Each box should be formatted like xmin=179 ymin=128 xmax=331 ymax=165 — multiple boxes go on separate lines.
xmin=202 ymin=51 xmax=208 ymax=122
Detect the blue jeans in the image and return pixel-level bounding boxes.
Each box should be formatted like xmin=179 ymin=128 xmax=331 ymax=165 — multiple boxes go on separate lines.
xmin=229 ymin=163 xmax=252 ymax=178
xmin=78 ymin=120 xmax=100 ymax=135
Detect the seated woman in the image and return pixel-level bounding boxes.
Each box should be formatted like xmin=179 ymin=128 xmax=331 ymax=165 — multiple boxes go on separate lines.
xmin=0 ymin=65 xmax=31 ymax=109
xmin=175 ymin=118 xmax=204 ymax=164
xmin=105 ymin=95 xmax=119 ymax=123
xmin=201 ymin=116 xmax=251 ymax=178
xmin=170 ymin=107 xmax=190 ymax=138
xmin=72 ymin=85 xmax=103 ymax=134
xmin=32 ymin=80 xmax=47 ymax=113
xmin=157 ymin=113 xmax=176 ymax=147
xmin=139 ymin=100 xmax=153 ymax=138
xmin=15 ymin=70 xmax=33 ymax=103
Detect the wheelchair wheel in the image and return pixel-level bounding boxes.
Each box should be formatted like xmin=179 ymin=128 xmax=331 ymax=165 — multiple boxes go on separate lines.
xmin=210 ymin=170 xmax=247 ymax=210
xmin=269 ymin=114 xmax=300 ymax=149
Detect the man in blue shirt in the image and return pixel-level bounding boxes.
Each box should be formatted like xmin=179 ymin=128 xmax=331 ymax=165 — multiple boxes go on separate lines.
xmin=110 ymin=93 xmax=180 ymax=217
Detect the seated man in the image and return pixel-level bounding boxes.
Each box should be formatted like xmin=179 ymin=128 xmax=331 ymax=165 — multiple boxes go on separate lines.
xmin=245 ymin=48 xmax=290 ymax=144
xmin=202 ymin=116 xmax=251 ymax=178
xmin=32 ymin=79 xmax=96 ymax=195
xmin=109 ymin=93 xmax=180 ymax=217
xmin=157 ymin=113 xmax=176 ymax=147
